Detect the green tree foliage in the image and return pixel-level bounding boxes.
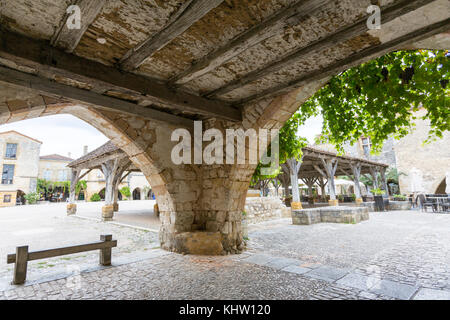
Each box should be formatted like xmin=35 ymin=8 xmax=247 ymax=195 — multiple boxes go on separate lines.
xmin=120 ymin=186 xmax=131 ymax=199
xmin=75 ymin=180 xmax=87 ymax=196
xmin=24 ymin=192 xmax=40 ymax=204
xmin=303 ymin=50 xmax=449 ymax=153
xmin=90 ymin=193 xmax=101 ymax=202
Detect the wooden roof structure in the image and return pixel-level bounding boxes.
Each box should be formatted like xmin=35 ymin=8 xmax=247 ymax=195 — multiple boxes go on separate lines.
xmin=298 ymin=146 xmax=389 ymax=179
xmin=0 ymin=1 xmax=448 ymax=127
xmin=68 ymin=141 xmax=139 ymax=172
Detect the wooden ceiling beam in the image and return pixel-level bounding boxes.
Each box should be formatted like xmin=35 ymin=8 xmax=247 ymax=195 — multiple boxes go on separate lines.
xmin=168 ymin=0 xmax=330 ymax=86
xmin=237 ymin=17 xmax=450 ymax=105
xmin=0 ymin=28 xmax=241 ymax=122
xmin=119 ymin=0 xmax=224 ymax=71
xmin=206 ymin=0 xmax=437 ymax=99
xmin=50 ymin=0 xmax=106 ymax=52
xmin=0 ymin=66 xmax=194 ymax=128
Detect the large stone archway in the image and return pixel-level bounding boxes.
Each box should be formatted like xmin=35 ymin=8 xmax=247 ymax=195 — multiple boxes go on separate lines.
xmin=0 ymin=0 xmax=448 ymax=255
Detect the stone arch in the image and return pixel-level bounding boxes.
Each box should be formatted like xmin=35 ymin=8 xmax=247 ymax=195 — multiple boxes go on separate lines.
xmin=132 ymin=187 xmax=141 ymax=200
xmin=98 ymin=188 xmax=105 ymax=201
xmin=434 ymin=178 xmax=446 ymax=194
xmin=0 ymin=101 xmax=177 ymax=217
xmin=16 ymin=189 xmax=25 ymax=205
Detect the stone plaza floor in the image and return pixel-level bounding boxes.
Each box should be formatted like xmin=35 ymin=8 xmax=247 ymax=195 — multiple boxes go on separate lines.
xmin=0 ymin=203 xmax=449 ymax=300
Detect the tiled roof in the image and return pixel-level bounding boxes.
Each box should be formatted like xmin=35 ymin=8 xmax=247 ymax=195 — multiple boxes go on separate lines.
xmin=40 ymin=154 xmax=74 ymax=161
xmin=68 ymin=141 xmax=120 ymax=167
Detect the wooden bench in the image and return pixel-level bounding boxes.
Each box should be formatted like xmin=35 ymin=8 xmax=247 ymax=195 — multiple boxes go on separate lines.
xmin=7 ymin=234 xmax=117 ymax=285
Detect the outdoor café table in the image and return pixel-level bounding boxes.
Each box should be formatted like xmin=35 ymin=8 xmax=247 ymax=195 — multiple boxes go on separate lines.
xmin=427 ymin=197 xmax=449 ymax=212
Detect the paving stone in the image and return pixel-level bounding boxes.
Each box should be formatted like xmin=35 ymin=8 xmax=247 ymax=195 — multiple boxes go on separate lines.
xmin=242 ymin=254 xmax=274 ymax=266
xmin=337 ymin=273 xmax=373 ymax=291
xmin=369 ymin=279 xmax=418 ymax=300
xmin=304 ymin=266 xmax=349 ymax=282
xmin=282 ymin=265 xmax=311 ymax=275
xmin=413 ymin=288 xmax=450 ymax=300
xmin=264 ymin=257 xmax=301 ymax=270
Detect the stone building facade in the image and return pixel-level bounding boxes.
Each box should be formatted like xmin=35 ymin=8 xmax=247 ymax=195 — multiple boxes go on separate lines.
xmin=0 ymin=131 xmax=41 ymax=206
xmin=38 ymin=154 xmax=73 ymax=182
xmin=316 ymin=109 xmax=450 ymax=195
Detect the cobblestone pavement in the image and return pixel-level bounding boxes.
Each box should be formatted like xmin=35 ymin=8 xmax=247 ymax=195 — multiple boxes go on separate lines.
xmin=0 ymin=209 xmax=449 ymax=300
xmin=0 ymin=202 xmax=159 ymax=290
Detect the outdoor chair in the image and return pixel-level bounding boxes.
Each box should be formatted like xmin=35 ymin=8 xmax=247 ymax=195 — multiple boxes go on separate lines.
xmin=441 ymin=197 xmax=450 ymax=213
xmin=418 ymin=194 xmax=437 ymax=212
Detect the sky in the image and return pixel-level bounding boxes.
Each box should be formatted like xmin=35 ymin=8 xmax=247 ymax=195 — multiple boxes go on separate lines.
xmin=0 ymin=114 xmax=109 ymax=159
xmin=0 ymin=113 xmax=324 ymax=159
xmin=298 ymin=114 xmax=323 ymax=144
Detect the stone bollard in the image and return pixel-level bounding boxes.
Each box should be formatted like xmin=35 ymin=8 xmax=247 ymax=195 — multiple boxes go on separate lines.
xmin=66 ymin=203 xmax=77 ymax=215
xmin=102 ymin=205 xmax=114 ymax=221
xmin=328 ymin=199 xmax=339 ymax=206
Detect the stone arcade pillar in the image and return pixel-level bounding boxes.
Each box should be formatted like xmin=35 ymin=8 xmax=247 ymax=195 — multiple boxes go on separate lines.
xmin=350 ymin=162 xmax=363 ymax=205
xmin=67 ymin=169 xmax=80 ymax=215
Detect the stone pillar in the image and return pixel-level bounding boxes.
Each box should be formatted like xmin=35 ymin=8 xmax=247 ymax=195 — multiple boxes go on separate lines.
xmin=350 ymin=162 xmax=363 ymax=204
xmin=67 ymin=169 xmax=79 ymax=215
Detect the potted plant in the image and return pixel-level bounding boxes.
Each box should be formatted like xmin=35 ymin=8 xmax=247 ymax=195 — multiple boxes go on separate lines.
xmin=241 ymin=211 xmax=248 ymax=239
xmin=284 ymin=194 xmax=292 ymax=207
xmin=372 ymin=188 xmax=386 ymax=211
xmin=393 ymin=194 xmax=407 ymax=201
xmin=337 ymin=194 xmax=344 ymax=203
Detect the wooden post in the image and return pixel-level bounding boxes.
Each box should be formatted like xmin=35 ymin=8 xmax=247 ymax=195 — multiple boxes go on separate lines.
xmin=99 ymin=235 xmax=112 ymax=266
xmin=370 ymin=167 xmax=380 ymax=190
xmin=286 ymin=157 xmax=303 ymax=209
xmin=350 ymin=162 xmax=363 ymax=203
xmin=379 ymin=167 xmax=389 ymax=195
xmin=13 ymin=246 xmax=28 ymax=285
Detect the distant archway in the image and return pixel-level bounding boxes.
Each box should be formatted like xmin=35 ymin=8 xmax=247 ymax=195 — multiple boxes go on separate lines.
xmin=16 ymin=190 xmax=25 ymax=205
xmin=132 ymin=188 xmax=141 ymax=200
xmin=98 ymin=188 xmax=105 ymax=200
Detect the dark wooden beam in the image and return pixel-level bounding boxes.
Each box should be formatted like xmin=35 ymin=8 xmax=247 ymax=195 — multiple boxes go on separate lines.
xmin=168 ymin=0 xmax=329 ymax=86
xmin=50 ymin=0 xmax=106 ymax=52
xmin=0 ymin=65 xmax=194 ymax=128
xmin=0 ymin=28 xmax=241 ymax=121
xmin=206 ymin=0 xmax=437 ymax=98
xmin=237 ymin=17 xmax=450 ymax=105
xmin=119 ymin=0 xmax=224 ymax=71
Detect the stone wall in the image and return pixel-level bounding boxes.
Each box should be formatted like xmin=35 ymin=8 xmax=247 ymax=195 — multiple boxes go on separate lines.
xmin=244 ymin=197 xmax=290 ymax=224
xmin=292 ymin=206 xmax=369 ymax=225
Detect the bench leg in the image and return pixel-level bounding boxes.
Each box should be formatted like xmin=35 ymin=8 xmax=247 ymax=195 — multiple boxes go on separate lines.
xmin=13 ymin=246 xmax=28 ymax=285
xmin=99 ymin=235 xmax=112 ymax=266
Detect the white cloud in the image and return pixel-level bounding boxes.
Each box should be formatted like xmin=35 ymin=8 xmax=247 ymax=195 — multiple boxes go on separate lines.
xmin=0 ymin=114 xmax=109 ymax=159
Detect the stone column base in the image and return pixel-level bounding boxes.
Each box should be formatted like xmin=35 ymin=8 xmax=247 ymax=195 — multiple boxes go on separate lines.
xmin=67 ymin=203 xmax=77 ymax=215
xmin=355 ymin=198 xmax=363 ymax=205
xmin=113 ymin=202 xmax=119 ymax=212
xmin=291 ymin=201 xmax=303 ymax=210
xmin=102 ymin=205 xmax=114 ymax=221
xmin=328 ymin=199 xmax=339 ymax=206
